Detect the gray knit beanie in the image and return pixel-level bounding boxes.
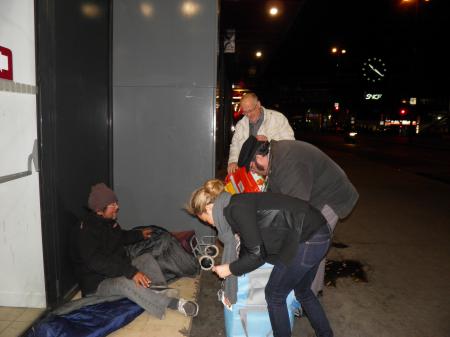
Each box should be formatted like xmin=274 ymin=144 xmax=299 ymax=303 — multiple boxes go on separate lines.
xmin=88 ymin=183 xmax=118 ymax=211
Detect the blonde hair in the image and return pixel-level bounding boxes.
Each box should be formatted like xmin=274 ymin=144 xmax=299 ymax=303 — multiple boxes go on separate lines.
xmin=186 ymin=179 xmax=224 ymax=215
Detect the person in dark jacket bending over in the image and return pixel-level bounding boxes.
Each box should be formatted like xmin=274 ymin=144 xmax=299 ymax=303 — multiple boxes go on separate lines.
xmin=238 ymin=136 xmax=359 ymax=295
xmin=187 ymin=179 xmax=334 ymax=337
xmin=71 ymin=183 xmax=199 ymax=318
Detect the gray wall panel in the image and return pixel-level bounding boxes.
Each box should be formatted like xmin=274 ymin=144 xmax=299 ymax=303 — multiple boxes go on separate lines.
xmin=113 ymin=0 xmax=217 ymax=87
xmin=113 ymin=87 xmax=215 ymax=233
xmin=113 ymin=0 xmax=217 ymax=237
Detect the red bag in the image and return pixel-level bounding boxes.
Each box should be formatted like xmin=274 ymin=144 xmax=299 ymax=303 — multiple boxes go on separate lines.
xmin=224 ymin=166 xmax=264 ymax=194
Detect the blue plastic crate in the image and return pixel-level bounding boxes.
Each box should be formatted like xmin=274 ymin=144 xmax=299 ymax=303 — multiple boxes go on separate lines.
xmin=224 ymin=263 xmax=300 ymax=337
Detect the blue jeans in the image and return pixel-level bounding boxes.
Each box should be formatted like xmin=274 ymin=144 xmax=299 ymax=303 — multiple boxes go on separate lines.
xmin=265 ymin=225 xmax=333 ymax=337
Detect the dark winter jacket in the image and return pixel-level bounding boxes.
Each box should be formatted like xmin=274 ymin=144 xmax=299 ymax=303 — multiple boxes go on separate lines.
xmin=70 ymin=213 xmax=144 ymax=295
xmin=223 ymin=192 xmax=328 ymax=276
xmin=267 ymin=140 xmax=359 ymax=219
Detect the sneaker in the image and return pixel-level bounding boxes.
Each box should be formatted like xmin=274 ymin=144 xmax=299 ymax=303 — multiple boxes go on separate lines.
xmin=177 ymin=298 xmax=199 ymax=317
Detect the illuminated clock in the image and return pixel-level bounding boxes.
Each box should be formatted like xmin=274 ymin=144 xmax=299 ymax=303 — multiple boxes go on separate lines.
xmin=362 ymin=57 xmax=387 ymax=82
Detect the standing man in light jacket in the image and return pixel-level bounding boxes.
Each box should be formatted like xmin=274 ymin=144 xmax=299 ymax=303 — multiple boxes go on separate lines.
xmin=227 ymin=92 xmax=295 ymax=174
xmin=238 ymin=137 xmax=359 ymax=295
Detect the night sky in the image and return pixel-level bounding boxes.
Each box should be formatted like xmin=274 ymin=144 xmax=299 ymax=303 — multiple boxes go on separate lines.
xmin=263 ymin=0 xmax=450 ymax=95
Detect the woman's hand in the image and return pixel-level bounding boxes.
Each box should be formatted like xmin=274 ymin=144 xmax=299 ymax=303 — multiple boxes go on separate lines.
xmin=212 ymin=264 xmax=232 ymax=279
xmin=133 ymin=271 xmax=152 ymax=288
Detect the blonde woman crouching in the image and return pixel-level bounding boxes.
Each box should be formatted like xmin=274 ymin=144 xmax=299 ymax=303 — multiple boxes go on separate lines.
xmin=187 ymin=179 xmax=334 ymax=337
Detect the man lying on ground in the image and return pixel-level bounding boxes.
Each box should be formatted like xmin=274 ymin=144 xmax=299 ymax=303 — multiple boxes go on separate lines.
xmin=70 ymin=183 xmax=199 ymax=319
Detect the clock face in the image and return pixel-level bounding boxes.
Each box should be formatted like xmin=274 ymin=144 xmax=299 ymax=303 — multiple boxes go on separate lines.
xmin=362 ymin=57 xmax=387 ymax=82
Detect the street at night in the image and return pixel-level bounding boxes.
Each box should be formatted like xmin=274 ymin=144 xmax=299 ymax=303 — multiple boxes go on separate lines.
xmin=299 ymin=132 xmax=450 ymax=185
xmin=201 ymin=0 xmax=450 ymax=334
xmin=3 ymin=1 xmax=449 ymax=336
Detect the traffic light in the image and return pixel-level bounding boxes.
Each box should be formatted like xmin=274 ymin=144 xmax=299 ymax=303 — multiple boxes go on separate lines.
xmin=400 ymin=108 xmax=407 ymax=116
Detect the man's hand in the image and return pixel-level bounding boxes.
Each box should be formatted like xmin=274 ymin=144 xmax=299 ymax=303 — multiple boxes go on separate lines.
xmin=212 ymin=264 xmax=232 ymax=279
xmin=142 ymin=228 xmax=152 ymax=239
xmin=133 ymin=271 xmax=152 ymax=288
xmin=227 ymin=162 xmax=238 ymax=174
xmin=255 ymin=135 xmax=268 ymax=142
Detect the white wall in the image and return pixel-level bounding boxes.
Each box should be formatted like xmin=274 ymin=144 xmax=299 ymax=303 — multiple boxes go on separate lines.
xmin=0 ymin=0 xmax=46 ymax=308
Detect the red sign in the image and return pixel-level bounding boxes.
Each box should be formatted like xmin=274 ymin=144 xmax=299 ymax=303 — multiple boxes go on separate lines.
xmin=0 ymin=46 xmax=13 ymax=81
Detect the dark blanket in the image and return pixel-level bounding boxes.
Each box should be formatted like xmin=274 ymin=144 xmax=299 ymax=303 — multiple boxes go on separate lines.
xmin=23 ymin=298 xmax=143 ymax=337
xmin=126 ymin=225 xmax=199 ymax=282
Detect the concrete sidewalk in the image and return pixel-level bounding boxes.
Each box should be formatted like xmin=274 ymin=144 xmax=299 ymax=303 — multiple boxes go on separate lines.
xmin=294 ymin=149 xmax=450 ymax=336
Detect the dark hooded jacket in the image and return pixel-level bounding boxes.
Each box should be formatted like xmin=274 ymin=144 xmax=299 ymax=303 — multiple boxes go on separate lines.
xmin=267 ymin=140 xmax=359 ymax=219
xmin=70 ymin=213 xmax=144 ymax=295
xmin=223 ymin=192 xmax=328 ymax=276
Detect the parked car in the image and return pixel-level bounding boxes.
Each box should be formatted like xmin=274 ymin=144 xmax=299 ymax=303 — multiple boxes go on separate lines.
xmin=344 ymin=130 xmax=358 ymax=144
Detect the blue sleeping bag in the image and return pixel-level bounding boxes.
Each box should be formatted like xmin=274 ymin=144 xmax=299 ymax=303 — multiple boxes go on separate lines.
xmin=23 ymin=298 xmax=143 ymax=337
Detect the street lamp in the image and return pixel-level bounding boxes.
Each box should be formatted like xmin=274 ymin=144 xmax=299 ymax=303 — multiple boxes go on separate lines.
xmin=330 ymin=46 xmax=347 ymax=68
xmin=329 ymin=46 xmax=348 ymax=131
xmin=269 ymin=7 xmax=279 ymax=16
xmin=331 ymin=47 xmax=346 ymax=55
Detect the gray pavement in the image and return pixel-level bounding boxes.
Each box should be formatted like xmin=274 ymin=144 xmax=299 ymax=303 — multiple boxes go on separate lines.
xmin=300 ymin=132 xmax=450 ymax=185
xmin=295 ymin=148 xmax=450 ymax=337
xmin=190 ymin=145 xmax=450 ymax=337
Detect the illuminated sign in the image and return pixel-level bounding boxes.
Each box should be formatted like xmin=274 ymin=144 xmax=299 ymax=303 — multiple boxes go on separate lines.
xmin=364 ymin=93 xmax=383 ymax=100
xmin=384 ymin=120 xmax=417 ymax=126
